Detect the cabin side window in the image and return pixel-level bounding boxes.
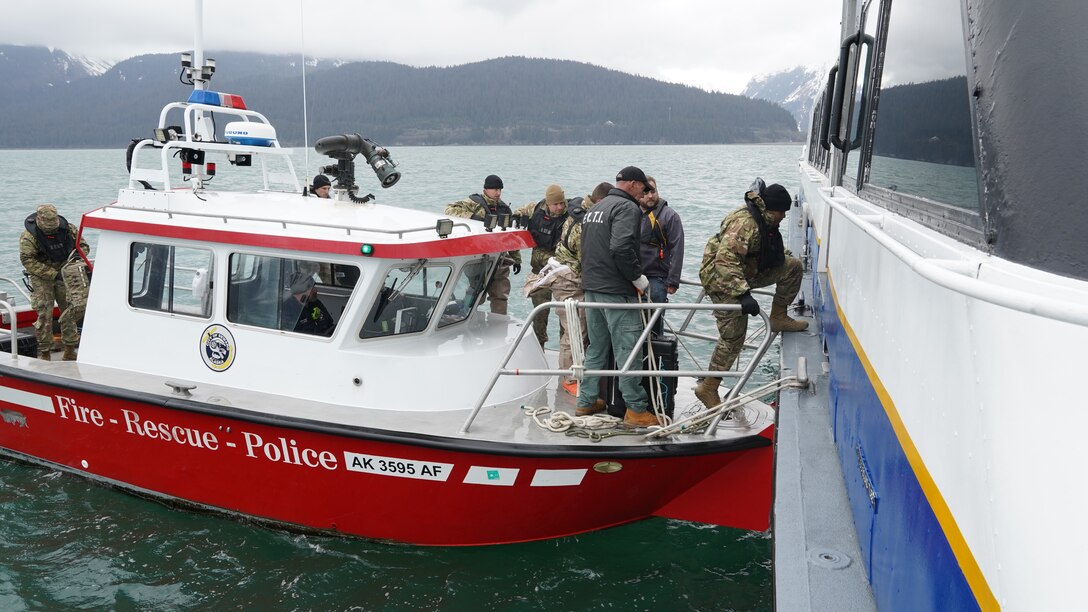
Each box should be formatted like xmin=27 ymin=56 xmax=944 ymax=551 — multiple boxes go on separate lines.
xmin=128 ymin=242 xmax=214 ymax=318
xmin=226 ymin=253 xmax=359 ymax=337
xmin=438 ymin=258 xmax=491 ymax=328
xmin=359 ymin=262 xmax=452 ymax=339
xmin=864 ymin=0 xmax=980 ymax=210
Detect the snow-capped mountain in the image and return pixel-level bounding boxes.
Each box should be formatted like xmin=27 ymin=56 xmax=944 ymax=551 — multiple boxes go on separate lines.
xmin=0 ymin=45 xmax=114 ymax=88
xmin=742 ymin=65 xmax=829 ymax=131
xmin=70 ymin=54 xmax=116 ymax=77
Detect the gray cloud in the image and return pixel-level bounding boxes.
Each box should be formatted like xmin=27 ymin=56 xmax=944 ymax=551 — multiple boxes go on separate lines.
xmin=4 ymin=0 xmax=843 ymax=93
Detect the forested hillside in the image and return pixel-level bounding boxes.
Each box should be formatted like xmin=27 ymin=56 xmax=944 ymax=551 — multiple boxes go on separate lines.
xmin=0 ymin=47 xmax=800 ymax=148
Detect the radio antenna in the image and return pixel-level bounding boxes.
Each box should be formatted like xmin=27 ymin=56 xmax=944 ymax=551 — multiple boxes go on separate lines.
xmin=299 ymin=1 xmax=311 ymax=176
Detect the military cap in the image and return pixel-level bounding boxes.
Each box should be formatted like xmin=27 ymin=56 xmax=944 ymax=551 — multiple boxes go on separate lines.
xmin=36 ymin=204 xmax=60 ymax=232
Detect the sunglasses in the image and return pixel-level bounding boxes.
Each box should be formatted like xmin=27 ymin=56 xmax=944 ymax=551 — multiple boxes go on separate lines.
xmin=643 ymin=185 xmax=656 ymax=194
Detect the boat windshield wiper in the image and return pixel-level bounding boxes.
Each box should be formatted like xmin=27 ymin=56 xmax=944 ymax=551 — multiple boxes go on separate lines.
xmin=372 ymin=259 xmax=428 ymax=320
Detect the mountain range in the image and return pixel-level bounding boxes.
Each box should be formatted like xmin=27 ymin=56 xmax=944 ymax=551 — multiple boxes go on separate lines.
xmin=0 ymin=45 xmax=807 ymax=149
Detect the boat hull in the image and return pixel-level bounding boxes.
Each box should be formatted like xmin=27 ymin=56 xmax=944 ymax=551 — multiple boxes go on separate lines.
xmin=807 ymin=226 xmax=978 ymax=611
xmin=0 ymin=372 xmax=772 ymax=546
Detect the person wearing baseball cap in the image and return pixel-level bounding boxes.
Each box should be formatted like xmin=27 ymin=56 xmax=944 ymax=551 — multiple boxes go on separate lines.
xmin=19 ymin=203 xmax=90 ymax=361
xmin=280 ymin=271 xmax=335 ymax=336
xmin=574 ymin=166 xmax=660 ymax=428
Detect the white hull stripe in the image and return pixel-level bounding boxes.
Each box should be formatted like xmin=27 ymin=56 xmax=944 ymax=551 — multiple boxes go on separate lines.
xmin=0 ymin=386 xmax=55 ymax=414
xmin=463 ymin=466 xmax=519 ymax=486
xmin=530 ymin=469 xmax=587 ymax=487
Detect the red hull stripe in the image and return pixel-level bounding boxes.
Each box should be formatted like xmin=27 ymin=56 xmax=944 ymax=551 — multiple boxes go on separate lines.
xmin=81 ymin=215 xmax=534 ymax=259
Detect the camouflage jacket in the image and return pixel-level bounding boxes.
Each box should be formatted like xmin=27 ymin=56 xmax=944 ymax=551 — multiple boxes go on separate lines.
xmin=552 ymin=193 xmax=594 ymax=275
xmin=699 ymin=192 xmax=791 ymax=297
xmin=444 ymin=194 xmax=522 ymax=265
xmin=19 ymin=223 xmax=89 ymax=279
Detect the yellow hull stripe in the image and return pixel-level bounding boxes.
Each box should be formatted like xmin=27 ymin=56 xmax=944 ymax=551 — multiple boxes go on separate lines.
xmin=828 ymin=271 xmax=999 ymax=611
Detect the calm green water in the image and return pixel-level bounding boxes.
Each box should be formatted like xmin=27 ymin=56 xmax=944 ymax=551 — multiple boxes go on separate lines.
xmin=0 ymin=144 xmax=801 ymax=610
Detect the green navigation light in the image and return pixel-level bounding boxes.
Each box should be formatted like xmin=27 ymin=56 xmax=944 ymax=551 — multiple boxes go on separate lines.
xmin=360 ymin=244 xmax=375 ymax=256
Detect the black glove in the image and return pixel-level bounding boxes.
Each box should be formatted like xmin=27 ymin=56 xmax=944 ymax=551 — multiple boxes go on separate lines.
xmin=738 ymin=292 xmax=759 ymax=316
xmin=512 ymin=263 xmax=522 ymax=275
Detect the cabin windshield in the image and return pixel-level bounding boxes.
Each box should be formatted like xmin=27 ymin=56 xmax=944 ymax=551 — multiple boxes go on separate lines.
xmin=360 ymin=261 xmax=454 ymax=339
xmin=438 ymin=258 xmax=491 ymax=328
xmin=227 ymin=253 xmax=359 ymax=337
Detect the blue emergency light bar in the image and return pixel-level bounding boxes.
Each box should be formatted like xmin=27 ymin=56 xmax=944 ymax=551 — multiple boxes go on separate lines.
xmin=186 ymin=90 xmax=247 ymax=109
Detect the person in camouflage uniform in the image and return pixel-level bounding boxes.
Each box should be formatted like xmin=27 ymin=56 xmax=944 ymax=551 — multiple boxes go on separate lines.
xmin=19 ymin=204 xmax=90 ymax=361
xmin=551 ymin=181 xmax=612 ymax=395
xmin=694 ymin=180 xmax=808 ymax=409
xmin=444 ymin=174 xmax=522 ymax=315
xmin=512 ymin=184 xmax=569 ymax=347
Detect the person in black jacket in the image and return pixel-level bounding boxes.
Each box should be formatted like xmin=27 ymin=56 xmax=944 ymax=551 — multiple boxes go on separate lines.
xmin=281 ymin=276 xmax=335 ymax=336
xmin=575 ymin=166 xmax=659 ymax=428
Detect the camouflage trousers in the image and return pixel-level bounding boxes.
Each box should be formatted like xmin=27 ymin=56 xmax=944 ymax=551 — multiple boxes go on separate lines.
xmin=549 ymin=268 xmax=587 ymax=374
xmin=486 ymin=264 xmax=511 ymax=315
xmin=30 ymin=272 xmax=80 ymax=353
xmin=529 ymin=286 xmax=551 ymax=346
xmin=706 ymin=256 xmax=803 ymax=373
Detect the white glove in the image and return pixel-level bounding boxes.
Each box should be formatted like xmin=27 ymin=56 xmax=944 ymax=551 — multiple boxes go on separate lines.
xmin=632 ymin=275 xmax=650 ymax=293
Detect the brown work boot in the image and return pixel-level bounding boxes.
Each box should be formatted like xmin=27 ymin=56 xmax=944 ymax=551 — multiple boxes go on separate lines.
xmin=63 ymin=346 xmax=77 ymax=361
xmin=38 ymin=351 xmax=51 ymax=361
xmin=694 ymin=378 xmax=721 ymax=410
xmin=575 ymin=398 xmax=606 ymax=417
xmin=769 ymin=298 xmax=809 ymax=332
xmin=624 ymin=409 xmax=661 ymax=428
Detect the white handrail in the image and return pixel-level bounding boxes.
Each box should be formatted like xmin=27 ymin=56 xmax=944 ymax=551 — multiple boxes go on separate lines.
xmin=827 ymin=197 xmax=1088 ymax=328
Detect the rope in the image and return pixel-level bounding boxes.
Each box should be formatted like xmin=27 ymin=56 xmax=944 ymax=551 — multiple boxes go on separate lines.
xmin=564 ymin=298 xmax=585 ymax=381
xmin=523 ymin=405 xmax=621 ymax=434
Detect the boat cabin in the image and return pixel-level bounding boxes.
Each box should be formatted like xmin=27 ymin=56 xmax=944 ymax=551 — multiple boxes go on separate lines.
xmin=77 ymin=90 xmax=542 ymax=412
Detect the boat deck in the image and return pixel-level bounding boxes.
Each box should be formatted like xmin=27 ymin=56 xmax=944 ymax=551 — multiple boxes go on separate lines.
xmin=774 ymin=218 xmax=876 ymax=609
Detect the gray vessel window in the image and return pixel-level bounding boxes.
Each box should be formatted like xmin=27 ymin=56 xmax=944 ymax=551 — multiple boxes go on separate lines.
xmin=438 ymin=258 xmax=491 ymax=328
xmin=226 ymin=253 xmax=358 ymax=336
xmin=865 ymin=0 xmax=980 ymax=210
xmin=360 ymin=262 xmax=453 ymax=339
xmin=129 ymin=242 xmax=214 ymax=318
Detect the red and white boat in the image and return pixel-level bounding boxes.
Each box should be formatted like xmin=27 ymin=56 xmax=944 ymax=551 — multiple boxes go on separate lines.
xmin=0 ymin=6 xmax=785 ymax=546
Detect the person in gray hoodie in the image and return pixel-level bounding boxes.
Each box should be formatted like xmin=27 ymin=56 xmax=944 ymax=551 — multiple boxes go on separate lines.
xmin=637 ymin=175 xmax=684 ymax=336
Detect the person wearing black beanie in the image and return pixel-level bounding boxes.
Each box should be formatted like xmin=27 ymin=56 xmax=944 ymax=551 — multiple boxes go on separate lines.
xmin=443 ymin=175 xmax=523 ymax=315
xmin=312 ymin=174 xmax=332 ymax=198
xmin=693 ymin=177 xmax=809 ymax=411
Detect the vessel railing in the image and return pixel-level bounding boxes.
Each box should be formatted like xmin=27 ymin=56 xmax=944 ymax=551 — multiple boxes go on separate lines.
xmin=823 ymin=190 xmax=1088 ymax=327
xmin=459 ymin=298 xmax=777 ymax=436
xmin=672 ymin=278 xmax=773 ymax=351
xmin=0 ymin=300 xmax=18 ymax=361
xmin=128 ymin=102 xmax=299 ymax=192
xmin=97 ymin=204 xmax=472 ymax=240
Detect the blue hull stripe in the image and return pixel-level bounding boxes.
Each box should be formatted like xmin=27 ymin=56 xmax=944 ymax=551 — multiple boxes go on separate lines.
xmin=810 ymin=229 xmax=996 ymax=611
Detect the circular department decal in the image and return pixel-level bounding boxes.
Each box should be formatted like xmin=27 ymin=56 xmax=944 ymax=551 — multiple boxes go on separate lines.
xmin=200 ymin=324 xmax=236 ymax=372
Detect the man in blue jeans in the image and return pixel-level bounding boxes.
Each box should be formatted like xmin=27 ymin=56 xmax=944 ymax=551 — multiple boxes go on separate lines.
xmin=575 ymin=166 xmax=659 ymax=428
xmin=637 ymin=175 xmax=685 ymax=336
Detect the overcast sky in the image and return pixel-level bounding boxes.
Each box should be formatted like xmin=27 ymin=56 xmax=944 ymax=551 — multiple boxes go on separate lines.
xmin=1 ymin=0 xmax=844 ymax=94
